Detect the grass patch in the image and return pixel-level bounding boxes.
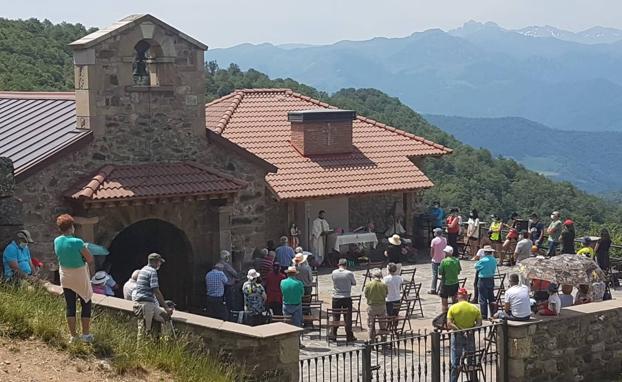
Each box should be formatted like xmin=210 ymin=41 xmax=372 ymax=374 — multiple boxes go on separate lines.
xmin=0 ymin=282 xmax=240 ymax=382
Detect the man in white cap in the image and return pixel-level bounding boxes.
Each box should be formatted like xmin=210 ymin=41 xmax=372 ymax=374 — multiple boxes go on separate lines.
xmin=429 ymin=228 xmax=448 ymax=294
xmin=2 ymin=229 xmax=35 ymax=281
xmin=132 ymin=253 xmax=172 ymax=339
xmin=438 ymin=246 xmax=461 ymax=313
xmin=242 ymin=269 xmax=266 ymax=326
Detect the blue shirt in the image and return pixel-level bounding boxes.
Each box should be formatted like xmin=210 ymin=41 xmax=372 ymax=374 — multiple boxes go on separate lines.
xmin=205 ymin=269 xmax=228 ymax=297
xmin=475 ymin=254 xmax=497 ymax=278
xmin=275 ymin=245 xmax=295 ymax=267
xmin=431 ymin=207 xmax=445 ymax=228
xmin=3 ymin=241 xmax=32 ymax=279
xmin=132 ymin=265 xmax=159 ymax=303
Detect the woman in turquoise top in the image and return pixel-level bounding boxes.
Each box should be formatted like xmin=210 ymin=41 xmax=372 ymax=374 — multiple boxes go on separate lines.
xmin=54 ymin=214 xmax=94 ymax=343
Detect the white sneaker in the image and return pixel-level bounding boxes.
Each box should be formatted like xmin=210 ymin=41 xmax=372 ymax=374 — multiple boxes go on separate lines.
xmin=81 ymin=334 xmax=94 ymax=343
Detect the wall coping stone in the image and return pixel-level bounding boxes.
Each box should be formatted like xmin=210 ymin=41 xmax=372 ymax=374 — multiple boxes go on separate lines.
xmin=45 ymin=282 xmax=301 ymax=339
xmin=506 ymin=298 xmax=620 ymax=329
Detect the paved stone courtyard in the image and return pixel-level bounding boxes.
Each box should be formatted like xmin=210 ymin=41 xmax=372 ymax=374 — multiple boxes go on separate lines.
xmin=300 ymin=258 xmax=622 ymax=358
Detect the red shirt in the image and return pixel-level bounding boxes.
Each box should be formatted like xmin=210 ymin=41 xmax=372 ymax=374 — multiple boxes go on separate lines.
xmin=446 ymin=216 xmax=460 ymax=234
xmin=264 ymin=271 xmax=285 ymax=304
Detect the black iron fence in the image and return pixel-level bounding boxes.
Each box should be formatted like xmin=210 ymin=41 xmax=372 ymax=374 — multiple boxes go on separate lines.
xmin=299 ymin=323 xmax=504 ymax=382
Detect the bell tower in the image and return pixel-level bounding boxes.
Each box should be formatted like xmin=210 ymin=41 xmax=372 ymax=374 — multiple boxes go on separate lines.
xmin=69 ymin=15 xmax=208 ymax=160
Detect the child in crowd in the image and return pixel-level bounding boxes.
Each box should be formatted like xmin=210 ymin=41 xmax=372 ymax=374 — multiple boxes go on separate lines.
xmin=559 ymin=284 xmax=574 ymax=307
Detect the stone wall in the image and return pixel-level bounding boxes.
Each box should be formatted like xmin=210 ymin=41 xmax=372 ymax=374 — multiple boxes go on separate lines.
xmin=88 ymin=292 xmax=300 ymax=381
xmin=349 ymin=192 xmax=403 ymax=235
xmin=0 ymin=158 xmax=23 ymax=252
xmin=503 ymin=300 xmax=622 ymax=382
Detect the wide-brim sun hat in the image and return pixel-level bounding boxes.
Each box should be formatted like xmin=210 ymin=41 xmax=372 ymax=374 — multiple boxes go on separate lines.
xmin=388 ymin=234 xmax=401 ymax=246
xmin=286 ymin=266 xmax=299 ymax=274
xmin=293 ymin=253 xmax=308 ymax=264
xmin=482 ymin=245 xmax=496 ymax=252
xmin=247 ymin=269 xmax=260 ymax=280
xmin=91 ymin=271 xmax=109 ymax=285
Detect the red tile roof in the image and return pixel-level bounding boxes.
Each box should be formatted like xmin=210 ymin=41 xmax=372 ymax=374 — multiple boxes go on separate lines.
xmin=0 ymin=92 xmax=92 ymax=180
xmin=66 ymin=162 xmax=246 ymax=205
xmin=206 ymin=89 xmax=451 ymax=200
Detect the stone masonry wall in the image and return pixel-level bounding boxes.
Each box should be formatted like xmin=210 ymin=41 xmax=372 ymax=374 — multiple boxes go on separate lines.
xmin=349 ymin=192 xmax=403 ymax=235
xmin=505 ymin=301 xmax=622 ymax=382
xmin=0 ymin=158 xmax=23 ymax=253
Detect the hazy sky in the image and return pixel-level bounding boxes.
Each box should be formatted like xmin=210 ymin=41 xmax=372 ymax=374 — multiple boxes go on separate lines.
xmin=4 ymin=0 xmax=622 ymax=48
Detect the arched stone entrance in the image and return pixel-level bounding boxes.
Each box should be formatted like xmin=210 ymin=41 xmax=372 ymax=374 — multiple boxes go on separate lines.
xmin=107 ymin=219 xmax=193 ymax=310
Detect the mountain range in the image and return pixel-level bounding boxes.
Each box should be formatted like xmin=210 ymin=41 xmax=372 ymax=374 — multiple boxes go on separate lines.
xmin=423 ymin=114 xmax=622 ymax=194
xmin=205 ymin=21 xmax=622 ymax=132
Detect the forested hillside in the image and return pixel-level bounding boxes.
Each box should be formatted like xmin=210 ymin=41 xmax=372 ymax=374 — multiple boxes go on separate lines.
xmin=205 ymin=63 xmax=622 ymax=230
xmin=0 ymin=18 xmax=619 ymax=231
xmin=0 ymin=18 xmax=94 ymax=90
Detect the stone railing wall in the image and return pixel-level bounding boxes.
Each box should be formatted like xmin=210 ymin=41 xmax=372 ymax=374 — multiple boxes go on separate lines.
xmin=501 ymin=299 xmax=622 ymax=382
xmin=44 ymin=284 xmax=300 ymax=381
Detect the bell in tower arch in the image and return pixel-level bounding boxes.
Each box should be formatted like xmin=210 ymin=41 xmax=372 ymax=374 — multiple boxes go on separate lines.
xmin=132 ymin=40 xmax=151 ymax=86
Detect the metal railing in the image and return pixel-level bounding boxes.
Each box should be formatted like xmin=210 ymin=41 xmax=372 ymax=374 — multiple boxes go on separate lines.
xmin=299 ymin=323 xmax=504 ymax=382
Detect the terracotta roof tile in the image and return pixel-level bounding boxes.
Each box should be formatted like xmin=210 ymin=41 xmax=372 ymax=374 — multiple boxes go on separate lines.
xmin=205 ymin=89 xmax=451 ymax=200
xmin=66 ymin=162 xmax=246 ymax=203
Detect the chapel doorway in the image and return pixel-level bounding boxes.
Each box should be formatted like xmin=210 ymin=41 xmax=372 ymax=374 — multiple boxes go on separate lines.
xmin=107 ymin=219 xmax=193 ymax=310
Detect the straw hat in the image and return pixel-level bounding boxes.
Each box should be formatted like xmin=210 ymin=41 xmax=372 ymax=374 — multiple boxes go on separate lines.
xmin=91 ymin=271 xmax=109 ymax=285
xmin=285 ymin=266 xmax=299 ymax=274
xmin=247 ymin=269 xmax=260 ymax=280
xmin=388 ymin=234 xmax=401 ymax=246
xmin=481 ymin=245 xmax=496 ymax=252
xmin=293 ymin=253 xmax=308 ymax=264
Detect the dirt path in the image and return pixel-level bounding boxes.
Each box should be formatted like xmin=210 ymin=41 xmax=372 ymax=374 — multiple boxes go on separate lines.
xmin=0 ymin=337 xmax=170 ymax=382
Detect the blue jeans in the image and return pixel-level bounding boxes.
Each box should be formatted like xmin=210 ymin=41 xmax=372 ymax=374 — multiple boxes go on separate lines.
xmin=451 ymin=332 xmax=476 ymax=382
xmin=431 ymin=262 xmax=440 ymax=292
xmin=283 ymin=303 xmax=303 ymax=327
xmin=478 ymin=277 xmax=495 ymax=319
xmin=547 ymin=240 xmax=558 ymax=256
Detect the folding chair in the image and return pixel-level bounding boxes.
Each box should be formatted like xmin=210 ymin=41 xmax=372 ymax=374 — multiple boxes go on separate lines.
xmin=350 ymin=295 xmax=363 ymax=329
xmin=457 ymin=348 xmax=486 ymax=382
xmin=370 ymin=315 xmax=395 ymax=342
xmin=311 ymin=271 xmax=319 ymax=301
xmin=394 ymin=299 xmax=413 ymax=331
xmin=400 ymin=268 xmax=417 ymax=285
xmin=302 ymin=300 xmax=323 ymax=339
xmin=325 ymin=308 xmax=349 ymax=344
xmin=270 ymin=314 xmax=292 ymax=324
xmin=402 ymin=283 xmax=424 ymax=319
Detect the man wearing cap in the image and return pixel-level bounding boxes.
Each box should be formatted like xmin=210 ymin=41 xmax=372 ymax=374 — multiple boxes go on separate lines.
xmin=329 ymin=258 xmax=357 ymax=342
xmin=293 ymin=248 xmax=313 ymax=297
xmin=364 ymin=268 xmax=388 ymax=340
xmin=429 ymin=228 xmax=447 ymax=294
xmin=474 ymin=245 xmax=497 ymax=319
xmin=2 ymin=230 xmax=35 ymax=281
xmin=280 ymin=266 xmax=305 ymax=348
xmin=438 ymin=246 xmax=461 ymax=313
xmin=132 ymin=253 xmax=173 ymax=339
xmin=205 ymin=263 xmax=229 ymax=320
xmin=242 ymin=269 xmax=266 ymax=326
xmin=513 ymin=230 xmax=533 ymax=264
xmin=546 ymin=211 xmax=563 ymax=256
xmin=447 ymin=288 xmax=482 ymax=382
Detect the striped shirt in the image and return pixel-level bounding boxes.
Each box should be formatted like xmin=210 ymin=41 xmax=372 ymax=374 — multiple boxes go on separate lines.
xmin=132 ymin=265 xmax=159 ymax=303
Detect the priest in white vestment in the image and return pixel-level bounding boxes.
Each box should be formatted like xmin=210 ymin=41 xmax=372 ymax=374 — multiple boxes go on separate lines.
xmin=311 ymin=210 xmax=330 ymax=266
